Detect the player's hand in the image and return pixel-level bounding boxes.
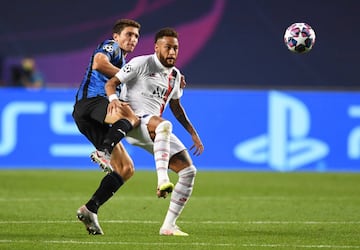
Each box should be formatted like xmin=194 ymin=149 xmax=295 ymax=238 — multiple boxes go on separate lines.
xmin=180 ymin=74 xmax=186 ymax=89
xmin=107 ymin=99 xmax=129 ymax=115
xmin=189 ymin=134 xmax=204 ymax=156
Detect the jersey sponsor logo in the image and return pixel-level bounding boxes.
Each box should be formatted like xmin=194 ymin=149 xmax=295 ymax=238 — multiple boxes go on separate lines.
xmin=152 ymin=86 xmax=168 ymax=99
xmin=102 ymin=44 xmax=114 ymax=53
xmin=234 ymin=91 xmax=329 ymax=171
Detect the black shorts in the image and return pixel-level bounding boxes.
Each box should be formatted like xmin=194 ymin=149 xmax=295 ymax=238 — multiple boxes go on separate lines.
xmin=72 ymin=97 xmax=109 ymax=149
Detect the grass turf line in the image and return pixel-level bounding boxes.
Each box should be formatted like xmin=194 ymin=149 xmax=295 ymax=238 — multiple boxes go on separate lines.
xmin=0 ymin=170 xmax=359 ymax=250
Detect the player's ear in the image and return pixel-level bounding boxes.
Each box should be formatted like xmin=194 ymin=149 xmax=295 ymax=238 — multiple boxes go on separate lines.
xmin=113 ymin=33 xmax=119 ymax=41
xmin=154 ymin=43 xmax=159 ymax=52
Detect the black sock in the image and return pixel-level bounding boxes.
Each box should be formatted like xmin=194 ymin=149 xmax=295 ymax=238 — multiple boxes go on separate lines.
xmin=86 ymin=172 xmax=124 ymax=214
xmin=103 ymin=119 xmax=133 ymax=153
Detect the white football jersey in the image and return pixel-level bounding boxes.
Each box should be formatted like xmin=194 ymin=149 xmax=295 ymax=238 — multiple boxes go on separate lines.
xmin=115 ymin=53 xmax=183 ymax=117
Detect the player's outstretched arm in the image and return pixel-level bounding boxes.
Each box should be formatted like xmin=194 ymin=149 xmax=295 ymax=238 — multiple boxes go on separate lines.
xmin=169 ymin=99 xmax=204 ymax=156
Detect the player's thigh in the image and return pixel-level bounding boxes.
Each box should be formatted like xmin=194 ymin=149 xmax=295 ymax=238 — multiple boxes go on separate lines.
xmin=105 ymin=104 xmax=139 ymax=125
xmin=81 ymin=121 xmax=108 ymax=150
xmin=88 ymin=97 xmax=109 ymax=123
xmin=146 ymin=116 xmax=166 ymax=140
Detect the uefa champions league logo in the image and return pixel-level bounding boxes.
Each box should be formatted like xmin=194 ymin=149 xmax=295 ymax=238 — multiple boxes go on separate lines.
xmin=234 ymin=91 xmax=329 ymax=171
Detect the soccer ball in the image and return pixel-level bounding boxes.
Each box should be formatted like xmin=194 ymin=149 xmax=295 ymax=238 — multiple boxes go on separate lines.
xmin=284 ymin=22 xmax=316 ymax=53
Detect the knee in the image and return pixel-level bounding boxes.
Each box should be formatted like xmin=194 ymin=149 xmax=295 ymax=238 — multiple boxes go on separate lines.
xmin=112 ymin=161 xmax=135 ymax=181
xmin=121 ymin=164 xmax=135 ymax=181
xmin=189 ymin=165 xmax=197 ymax=176
xmin=179 ymin=165 xmax=197 ymax=178
xmin=131 ymin=116 xmax=140 ymax=127
xmin=124 ymin=110 xmax=139 ymax=127
xmin=123 ymin=163 xmax=135 ymax=178
xmin=155 ymin=120 xmax=173 ymax=135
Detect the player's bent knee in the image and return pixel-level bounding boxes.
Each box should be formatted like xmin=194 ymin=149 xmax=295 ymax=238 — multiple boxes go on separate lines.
xmin=104 ymin=112 xmax=121 ymax=124
xmin=123 ymin=166 xmax=135 ymax=180
xmin=120 ymin=165 xmax=135 ymax=181
xmin=155 ymin=120 xmax=173 ymax=135
xmin=129 ymin=115 xmax=140 ymax=127
xmin=112 ymin=161 xmax=135 ymax=181
xmin=179 ymin=165 xmax=197 ymax=177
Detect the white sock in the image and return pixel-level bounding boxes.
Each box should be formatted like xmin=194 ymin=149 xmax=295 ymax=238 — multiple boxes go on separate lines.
xmin=161 ymin=165 xmax=197 ymax=228
xmin=154 ymin=121 xmax=172 ymax=186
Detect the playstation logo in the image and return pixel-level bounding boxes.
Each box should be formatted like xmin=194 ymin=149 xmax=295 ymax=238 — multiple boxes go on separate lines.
xmin=234 ymin=91 xmax=329 ymax=171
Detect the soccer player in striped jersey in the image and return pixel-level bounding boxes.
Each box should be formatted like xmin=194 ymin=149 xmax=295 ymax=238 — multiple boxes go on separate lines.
xmin=73 ymin=19 xmax=141 ymax=235
xmin=105 ymin=27 xmax=204 ymax=236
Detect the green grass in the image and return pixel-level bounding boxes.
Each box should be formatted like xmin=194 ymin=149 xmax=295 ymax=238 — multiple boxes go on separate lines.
xmin=0 ymin=170 xmax=359 ymax=249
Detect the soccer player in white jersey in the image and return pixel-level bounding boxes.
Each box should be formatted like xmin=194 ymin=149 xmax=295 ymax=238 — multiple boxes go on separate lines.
xmin=105 ymin=27 xmax=204 ymax=236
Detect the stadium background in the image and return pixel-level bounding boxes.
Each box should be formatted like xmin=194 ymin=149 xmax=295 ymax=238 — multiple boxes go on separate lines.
xmin=1 ymin=0 xmax=360 ymax=172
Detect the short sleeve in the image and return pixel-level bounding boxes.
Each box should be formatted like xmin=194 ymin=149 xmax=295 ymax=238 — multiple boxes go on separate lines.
xmin=115 ymin=57 xmax=143 ymax=83
xmin=94 ymin=40 xmax=116 ymax=60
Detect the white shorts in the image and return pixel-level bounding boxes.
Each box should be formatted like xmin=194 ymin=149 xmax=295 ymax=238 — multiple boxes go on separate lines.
xmin=125 ymin=115 xmax=187 ymax=157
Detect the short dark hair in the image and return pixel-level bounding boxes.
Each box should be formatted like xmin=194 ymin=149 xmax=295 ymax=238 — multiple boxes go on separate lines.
xmin=112 ymin=19 xmax=141 ymax=34
xmin=154 ymin=27 xmax=178 ymax=43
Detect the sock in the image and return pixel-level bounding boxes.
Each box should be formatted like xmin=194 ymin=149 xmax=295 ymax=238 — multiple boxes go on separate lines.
xmin=85 ymin=172 xmax=124 ymax=214
xmin=103 ymin=119 xmax=133 ymax=153
xmin=154 ymin=121 xmax=172 ymax=186
xmin=161 ymin=165 xmax=197 ymax=228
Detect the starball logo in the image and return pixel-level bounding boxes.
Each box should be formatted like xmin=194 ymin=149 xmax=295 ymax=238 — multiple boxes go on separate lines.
xmin=234 ymin=91 xmax=329 ymax=171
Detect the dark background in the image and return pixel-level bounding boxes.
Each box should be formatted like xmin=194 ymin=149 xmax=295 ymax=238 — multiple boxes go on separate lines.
xmin=1 ymin=0 xmax=359 ymax=89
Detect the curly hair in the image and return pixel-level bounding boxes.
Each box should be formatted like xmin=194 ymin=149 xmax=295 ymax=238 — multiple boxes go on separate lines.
xmin=154 ymin=27 xmax=178 ymax=43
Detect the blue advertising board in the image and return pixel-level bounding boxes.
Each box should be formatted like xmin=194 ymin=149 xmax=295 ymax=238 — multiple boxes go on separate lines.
xmin=0 ymin=88 xmax=359 ymax=172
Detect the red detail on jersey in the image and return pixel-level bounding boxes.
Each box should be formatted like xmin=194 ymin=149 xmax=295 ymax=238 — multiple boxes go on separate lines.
xmin=159 ymin=71 xmax=174 ymax=116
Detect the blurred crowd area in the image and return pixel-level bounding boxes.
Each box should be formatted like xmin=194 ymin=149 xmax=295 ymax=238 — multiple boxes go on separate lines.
xmin=0 ymin=57 xmax=44 ymax=89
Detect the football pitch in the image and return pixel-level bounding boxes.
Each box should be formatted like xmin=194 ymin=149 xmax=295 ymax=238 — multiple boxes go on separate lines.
xmin=0 ymin=170 xmax=359 ymax=250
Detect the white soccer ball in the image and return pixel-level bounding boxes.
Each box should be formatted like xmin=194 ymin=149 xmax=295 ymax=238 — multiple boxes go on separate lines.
xmin=284 ymin=22 xmax=316 ymax=53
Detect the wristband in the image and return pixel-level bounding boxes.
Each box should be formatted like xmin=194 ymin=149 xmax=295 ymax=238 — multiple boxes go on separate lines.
xmin=108 ymin=94 xmax=118 ymax=102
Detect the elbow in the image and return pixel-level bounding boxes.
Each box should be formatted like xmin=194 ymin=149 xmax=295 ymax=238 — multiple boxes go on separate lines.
xmin=106 ymin=77 xmax=120 ymax=89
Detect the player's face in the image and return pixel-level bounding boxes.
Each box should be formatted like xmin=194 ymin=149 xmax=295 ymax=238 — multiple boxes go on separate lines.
xmin=155 ymin=36 xmax=179 ymax=68
xmin=114 ymin=27 xmax=140 ymax=54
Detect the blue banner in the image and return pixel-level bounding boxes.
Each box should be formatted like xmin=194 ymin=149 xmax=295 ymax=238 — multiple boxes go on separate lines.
xmin=0 ymin=88 xmax=359 ymax=172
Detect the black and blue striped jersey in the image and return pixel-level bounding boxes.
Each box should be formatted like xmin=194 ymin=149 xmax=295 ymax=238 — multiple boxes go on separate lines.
xmin=76 ymin=39 xmax=125 ymax=101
